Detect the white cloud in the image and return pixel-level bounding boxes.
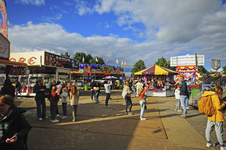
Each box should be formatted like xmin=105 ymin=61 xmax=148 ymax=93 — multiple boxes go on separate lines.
xmin=15 ymin=0 xmax=45 ymax=6
xmin=41 ymin=13 xmax=62 ymax=22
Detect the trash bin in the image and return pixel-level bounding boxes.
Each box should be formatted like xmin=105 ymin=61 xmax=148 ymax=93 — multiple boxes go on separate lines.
xmin=84 ymin=84 xmax=88 ymax=91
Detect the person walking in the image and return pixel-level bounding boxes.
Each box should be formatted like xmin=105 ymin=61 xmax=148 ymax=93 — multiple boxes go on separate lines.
xmin=204 ymin=86 xmax=226 ymax=150
xmin=123 ymin=81 xmax=133 ymax=115
xmin=50 ymin=86 xmax=60 ymax=123
xmin=104 ymin=80 xmax=112 ymax=108
xmin=0 ymin=94 xmax=32 ymax=150
xmin=15 ymin=80 xmax=22 ymax=99
xmin=34 ymin=79 xmax=48 ymax=121
xmin=60 ymin=88 xmax=68 ymax=119
xmin=138 ymin=84 xmax=149 ymax=120
xmin=131 ymin=80 xmax=137 ymax=97
xmin=70 ymin=86 xmax=79 ymax=122
xmin=174 ymin=84 xmax=182 ymax=111
xmin=0 ymin=78 xmax=15 ymax=99
xmin=90 ymin=79 xmax=96 ymax=101
xmin=179 ymin=76 xmax=189 ymax=118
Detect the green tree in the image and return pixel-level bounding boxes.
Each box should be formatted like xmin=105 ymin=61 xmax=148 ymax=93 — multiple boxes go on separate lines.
xmin=155 ymin=57 xmax=175 ymax=70
xmin=198 ymin=66 xmax=208 ymax=75
xmin=223 ymin=66 xmax=226 ymax=74
xmin=131 ymin=60 xmax=146 ymax=75
xmin=86 ymin=54 xmax=95 ymax=64
xmin=95 ymin=56 xmax=105 ymax=65
xmin=73 ymin=52 xmax=86 ymax=63
xmin=61 ymin=52 xmax=70 ymax=58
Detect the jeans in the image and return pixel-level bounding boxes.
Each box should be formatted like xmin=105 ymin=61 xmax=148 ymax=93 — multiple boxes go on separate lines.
xmin=105 ymin=93 xmax=110 ymax=106
xmin=180 ymin=95 xmax=188 ymax=116
xmin=62 ymin=103 xmax=67 ymax=116
xmin=125 ymin=97 xmax=132 ymax=112
xmin=50 ymin=103 xmax=59 ymax=115
xmin=71 ymin=105 xmax=78 ymax=120
xmin=15 ymin=88 xmax=22 ymax=99
xmin=176 ymin=99 xmax=181 ymax=110
xmin=35 ymin=98 xmax=46 ymax=119
xmin=206 ymin=120 xmax=224 ymax=145
xmin=132 ymin=88 xmax=136 ymax=97
xmin=91 ymin=90 xmax=94 ymax=100
xmin=51 ymin=103 xmax=57 ymax=120
xmin=94 ymin=92 xmax=99 ymax=103
xmin=139 ymin=100 xmax=145 ymax=117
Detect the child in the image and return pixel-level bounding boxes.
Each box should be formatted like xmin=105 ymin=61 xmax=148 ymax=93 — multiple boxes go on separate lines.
xmin=94 ymin=86 xmax=100 ymax=104
xmin=70 ymin=86 xmax=79 ymax=122
xmin=174 ymin=84 xmax=182 ymax=111
xmin=50 ymin=86 xmax=60 ymax=123
xmin=138 ymin=84 xmax=149 ymax=120
xmin=60 ymin=88 xmax=68 ymax=119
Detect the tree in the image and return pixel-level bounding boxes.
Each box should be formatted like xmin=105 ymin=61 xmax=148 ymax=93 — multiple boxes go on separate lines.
xmin=61 ymin=52 xmax=70 ymax=58
xmin=131 ymin=60 xmax=146 ymax=75
xmin=198 ymin=66 xmax=208 ymax=75
xmin=95 ymin=56 xmax=105 ymax=65
xmin=86 ymin=54 xmax=95 ymax=64
xmin=155 ymin=57 xmax=175 ymax=70
xmin=223 ymin=66 xmax=226 ymax=74
xmin=73 ymin=52 xmax=86 ymax=63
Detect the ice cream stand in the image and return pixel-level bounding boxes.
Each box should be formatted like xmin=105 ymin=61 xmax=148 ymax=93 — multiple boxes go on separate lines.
xmin=134 ymin=64 xmax=178 ymax=97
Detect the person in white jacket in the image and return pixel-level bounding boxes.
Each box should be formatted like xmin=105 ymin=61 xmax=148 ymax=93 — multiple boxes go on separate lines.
xmin=60 ymin=88 xmax=68 ymax=119
xmin=104 ymin=80 xmax=112 ymax=108
xmin=135 ymin=80 xmax=143 ymax=97
xmin=70 ymin=86 xmax=79 ymax=122
xmin=174 ymin=85 xmax=182 ymax=111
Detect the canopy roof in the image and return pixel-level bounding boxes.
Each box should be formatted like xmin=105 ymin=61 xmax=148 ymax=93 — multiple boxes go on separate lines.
xmin=134 ymin=64 xmax=178 ymax=75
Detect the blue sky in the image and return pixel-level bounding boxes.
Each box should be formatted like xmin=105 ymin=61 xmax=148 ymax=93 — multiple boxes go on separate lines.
xmin=5 ymin=0 xmax=226 ymax=75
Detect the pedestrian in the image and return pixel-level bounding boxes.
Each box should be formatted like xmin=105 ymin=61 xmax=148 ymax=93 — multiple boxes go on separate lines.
xmin=0 ymin=94 xmax=32 ymax=150
xmin=70 ymin=86 xmax=79 ymax=122
xmin=15 ymin=80 xmax=22 ymax=99
xmin=48 ymin=80 xmax=59 ymax=117
xmin=131 ymin=80 xmax=137 ymax=97
xmin=34 ymin=79 xmax=48 ymax=121
xmin=50 ymin=86 xmax=60 ymax=123
xmin=128 ymin=77 xmax=133 ymax=91
xmin=204 ymin=86 xmax=226 ymax=150
xmin=60 ymin=88 xmax=68 ymax=119
xmin=93 ymin=86 xmax=99 ymax=104
xmin=90 ymin=79 xmax=96 ymax=101
xmin=179 ymin=76 xmax=189 ymax=118
xmin=104 ymin=80 xmax=112 ymax=108
xmin=123 ymin=81 xmax=133 ymax=115
xmin=138 ymin=84 xmax=149 ymax=120
xmin=174 ymin=84 xmax=182 ymax=112
xmin=0 ymin=78 xmax=15 ymax=99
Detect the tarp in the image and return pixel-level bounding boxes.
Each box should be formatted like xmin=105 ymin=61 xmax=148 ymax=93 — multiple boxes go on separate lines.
xmin=134 ymin=64 xmax=178 ymax=75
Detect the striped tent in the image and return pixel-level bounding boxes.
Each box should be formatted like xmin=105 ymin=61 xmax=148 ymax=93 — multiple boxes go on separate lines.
xmin=134 ymin=64 xmax=178 ymax=75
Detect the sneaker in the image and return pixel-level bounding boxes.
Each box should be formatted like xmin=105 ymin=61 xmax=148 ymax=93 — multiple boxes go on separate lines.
xmin=62 ymin=116 xmax=67 ymax=119
xmin=45 ymin=116 xmax=49 ymax=119
xmin=105 ymin=106 xmax=110 ymax=108
xmin=186 ymin=107 xmax=189 ymax=109
xmin=38 ymin=118 xmax=42 ymax=121
xmin=91 ymin=99 xmax=93 ymax=101
xmin=72 ymin=119 xmax=76 ymax=122
xmin=51 ymin=119 xmax=59 ymax=123
xmin=128 ymin=112 xmax=133 ymax=115
xmin=182 ymin=115 xmax=187 ymax=118
xmin=206 ymin=142 xmax=215 ymax=147
xmin=220 ymin=145 xmax=226 ymax=150
xmin=56 ymin=114 xmax=60 ymax=117
xmin=177 ymin=109 xmax=182 ymax=112
xmin=140 ymin=117 xmax=146 ymax=120
xmin=125 ymin=112 xmax=128 ymax=115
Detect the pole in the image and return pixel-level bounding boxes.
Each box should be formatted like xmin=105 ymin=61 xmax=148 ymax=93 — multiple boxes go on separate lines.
xmin=195 ymin=53 xmax=198 ymax=71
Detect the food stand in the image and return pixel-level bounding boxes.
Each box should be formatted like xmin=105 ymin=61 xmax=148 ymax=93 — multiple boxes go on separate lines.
xmin=134 ymin=64 xmax=178 ymax=97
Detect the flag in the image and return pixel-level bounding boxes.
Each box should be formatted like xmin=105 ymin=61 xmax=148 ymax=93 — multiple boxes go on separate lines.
xmin=116 ymin=59 xmax=119 ymax=64
xmin=96 ymin=57 xmax=98 ymax=62
xmin=124 ymin=61 xmax=127 ymax=66
xmin=106 ymin=58 xmax=108 ymax=63
xmin=82 ymin=56 xmax=84 ymax=62
xmin=121 ymin=61 xmax=123 ymax=66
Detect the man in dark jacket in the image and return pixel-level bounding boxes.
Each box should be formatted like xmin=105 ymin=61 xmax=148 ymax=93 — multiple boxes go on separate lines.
xmin=15 ymin=80 xmax=22 ymax=99
xmin=0 ymin=78 xmax=15 ymax=98
xmin=90 ymin=79 xmax=96 ymax=101
xmin=34 ymin=79 xmax=47 ymax=121
xmin=180 ymin=76 xmax=189 ymax=118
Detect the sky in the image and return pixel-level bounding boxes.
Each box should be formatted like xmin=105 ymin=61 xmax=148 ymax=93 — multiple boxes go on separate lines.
xmin=4 ymin=0 xmax=226 ymax=76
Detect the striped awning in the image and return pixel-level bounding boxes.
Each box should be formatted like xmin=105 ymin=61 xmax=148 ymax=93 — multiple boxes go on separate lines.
xmin=134 ymin=64 xmax=178 ymax=75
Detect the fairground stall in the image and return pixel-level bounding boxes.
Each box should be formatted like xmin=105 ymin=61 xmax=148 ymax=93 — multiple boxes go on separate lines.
xmin=134 ymin=64 xmax=178 ymax=97
xmin=71 ymin=64 xmax=123 ymax=90
xmin=9 ymin=51 xmax=79 ymax=96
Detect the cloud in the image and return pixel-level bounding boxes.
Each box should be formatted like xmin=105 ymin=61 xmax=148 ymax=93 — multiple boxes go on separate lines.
xmin=75 ymin=0 xmax=94 ymax=15
xmin=41 ymin=13 xmax=62 ymax=22
xmin=15 ymin=0 xmax=45 ymax=6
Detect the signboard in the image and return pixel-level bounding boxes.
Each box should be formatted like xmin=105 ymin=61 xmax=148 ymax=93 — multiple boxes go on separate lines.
xmin=44 ymin=52 xmax=79 ymax=70
xmin=0 ymin=32 xmax=9 ymax=59
xmin=170 ymin=55 xmax=204 ymax=67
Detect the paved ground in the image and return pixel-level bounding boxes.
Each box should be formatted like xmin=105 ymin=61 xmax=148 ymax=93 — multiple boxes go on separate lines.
xmin=15 ymin=90 xmax=225 ymax=150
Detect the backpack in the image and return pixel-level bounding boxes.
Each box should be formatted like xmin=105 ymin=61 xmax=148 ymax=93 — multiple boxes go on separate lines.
xmin=198 ymin=95 xmax=215 ymax=116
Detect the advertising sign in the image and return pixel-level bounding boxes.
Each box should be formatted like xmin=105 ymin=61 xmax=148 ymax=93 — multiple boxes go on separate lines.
xmin=170 ymin=54 xmax=204 ymax=67
xmin=44 ymin=52 xmax=79 ymax=70
xmin=0 ymin=32 xmax=9 ymax=59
